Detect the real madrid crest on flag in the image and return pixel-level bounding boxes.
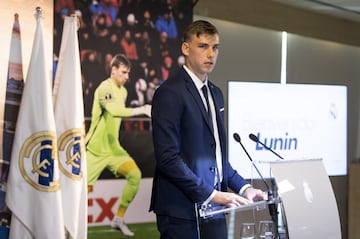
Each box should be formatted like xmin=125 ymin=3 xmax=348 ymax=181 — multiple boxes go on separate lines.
xmin=19 ymin=131 xmax=60 ymax=191
xmin=57 ymin=129 xmax=83 ymax=180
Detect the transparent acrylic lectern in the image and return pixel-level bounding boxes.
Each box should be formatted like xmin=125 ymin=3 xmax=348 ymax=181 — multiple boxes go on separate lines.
xmin=196 ymin=158 xmax=341 ymax=239
xmin=196 ymin=199 xmax=270 ymax=239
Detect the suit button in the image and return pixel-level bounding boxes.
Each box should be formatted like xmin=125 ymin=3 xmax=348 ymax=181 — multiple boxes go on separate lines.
xmin=211 ymin=143 xmax=215 ymax=149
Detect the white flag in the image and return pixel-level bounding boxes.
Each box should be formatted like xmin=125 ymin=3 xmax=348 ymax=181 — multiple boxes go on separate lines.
xmin=53 ymin=16 xmax=88 ymax=239
xmin=5 ymin=9 xmax=65 ymax=239
xmin=0 ymin=13 xmax=25 ymax=239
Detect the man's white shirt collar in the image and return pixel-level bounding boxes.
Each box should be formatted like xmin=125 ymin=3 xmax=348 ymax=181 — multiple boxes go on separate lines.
xmin=183 ymin=65 xmax=208 ymax=90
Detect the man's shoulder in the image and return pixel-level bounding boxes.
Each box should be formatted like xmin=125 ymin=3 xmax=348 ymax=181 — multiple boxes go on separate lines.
xmin=208 ymin=80 xmax=222 ymax=92
xmin=96 ymin=79 xmax=121 ymax=98
xmin=153 ymin=69 xmax=188 ymax=100
xmin=96 ymin=78 xmax=111 ymax=89
xmin=161 ymin=68 xmax=187 ymax=86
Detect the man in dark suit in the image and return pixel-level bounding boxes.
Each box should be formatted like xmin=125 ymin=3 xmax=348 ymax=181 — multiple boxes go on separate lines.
xmin=150 ymin=20 xmax=265 ymax=239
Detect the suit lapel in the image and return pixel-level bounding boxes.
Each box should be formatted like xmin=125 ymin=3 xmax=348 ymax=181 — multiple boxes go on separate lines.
xmin=208 ymin=82 xmax=226 ymax=148
xmin=183 ymin=71 xmax=214 ymax=133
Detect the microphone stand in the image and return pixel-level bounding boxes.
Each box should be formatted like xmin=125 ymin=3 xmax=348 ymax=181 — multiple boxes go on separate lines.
xmin=248 ymin=133 xmax=290 ymax=239
xmin=233 ymin=133 xmax=279 ymax=238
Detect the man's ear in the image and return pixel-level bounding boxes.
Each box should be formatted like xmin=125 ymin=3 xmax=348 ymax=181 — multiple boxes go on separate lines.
xmin=181 ymin=42 xmax=189 ymax=56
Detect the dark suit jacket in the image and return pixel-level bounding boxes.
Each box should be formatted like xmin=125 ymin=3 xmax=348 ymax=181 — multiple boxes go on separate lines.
xmin=150 ymin=67 xmax=248 ymax=220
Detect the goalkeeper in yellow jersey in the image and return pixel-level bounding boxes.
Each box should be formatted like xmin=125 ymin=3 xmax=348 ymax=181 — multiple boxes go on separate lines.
xmin=86 ymin=54 xmax=151 ymax=237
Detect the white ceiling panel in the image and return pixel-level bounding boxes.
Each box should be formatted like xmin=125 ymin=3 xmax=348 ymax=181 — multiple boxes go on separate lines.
xmin=272 ymin=0 xmax=360 ymax=22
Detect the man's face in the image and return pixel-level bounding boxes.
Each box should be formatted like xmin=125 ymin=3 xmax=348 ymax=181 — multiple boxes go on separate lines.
xmin=112 ymin=64 xmax=130 ymax=87
xmin=181 ymin=33 xmax=220 ymax=81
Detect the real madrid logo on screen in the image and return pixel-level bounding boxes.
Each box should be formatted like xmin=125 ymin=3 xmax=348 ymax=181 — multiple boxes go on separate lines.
xmin=19 ymin=131 xmax=60 ymax=192
xmin=57 ymin=128 xmax=84 ymax=180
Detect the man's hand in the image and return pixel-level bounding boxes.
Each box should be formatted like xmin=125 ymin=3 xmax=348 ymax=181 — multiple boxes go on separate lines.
xmin=142 ymin=104 xmax=151 ymax=117
xmin=132 ymin=104 xmax=152 ymax=117
xmin=211 ymin=191 xmax=251 ymax=207
xmin=242 ymin=187 xmax=267 ymax=202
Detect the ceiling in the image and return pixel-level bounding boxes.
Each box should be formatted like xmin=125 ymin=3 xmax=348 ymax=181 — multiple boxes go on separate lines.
xmin=272 ymin=0 xmax=360 ymax=23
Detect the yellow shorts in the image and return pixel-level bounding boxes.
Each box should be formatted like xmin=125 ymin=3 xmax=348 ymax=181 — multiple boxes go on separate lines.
xmin=86 ymin=149 xmax=135 ymax=186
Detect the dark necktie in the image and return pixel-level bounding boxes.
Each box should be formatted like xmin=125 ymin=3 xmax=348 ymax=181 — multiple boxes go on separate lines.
xmin=201 ymin=85 xmax=212 ymax=123
xmin=201 ymin=85 xmax=213 ymax=130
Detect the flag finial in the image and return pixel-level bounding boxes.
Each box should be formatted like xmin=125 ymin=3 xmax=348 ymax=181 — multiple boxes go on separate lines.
xmin=35 ymin=7 xmax=42 ymax=19
xmin=71 ymin=14 xmax=80 ymax=30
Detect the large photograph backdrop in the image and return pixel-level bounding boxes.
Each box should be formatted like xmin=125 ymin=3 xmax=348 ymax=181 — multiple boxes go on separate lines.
xmin=53 ymin=0 xmax=193 ymax=178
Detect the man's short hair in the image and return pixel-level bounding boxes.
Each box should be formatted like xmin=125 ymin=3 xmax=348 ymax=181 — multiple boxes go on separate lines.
xmin=182 ymin=20 xmax=219 ymax=42
xmin=110 ymin=54 xmax=131 ymax=69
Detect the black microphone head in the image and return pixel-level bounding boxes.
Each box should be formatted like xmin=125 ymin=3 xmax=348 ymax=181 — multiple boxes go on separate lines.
xmin=249 ymin=133 xmax=259 ymax=142
xmin=233 ymin=133 xmax=241 ymax=143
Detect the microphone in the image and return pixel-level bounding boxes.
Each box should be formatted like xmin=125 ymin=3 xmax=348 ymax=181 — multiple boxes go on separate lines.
xmin=233 ymin=133 xmax=279 ymax=232
xmin=233 ymin=133 xmax=271 ymax=194
xmin=249 ymin=133 xmax=284 ymax=160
